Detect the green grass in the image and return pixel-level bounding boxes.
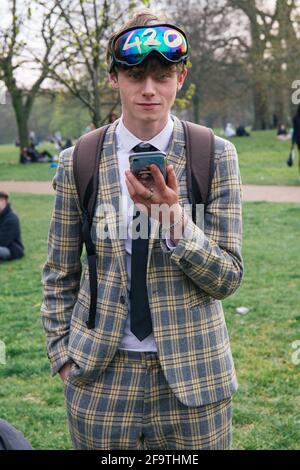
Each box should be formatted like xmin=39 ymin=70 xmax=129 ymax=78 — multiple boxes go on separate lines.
xmin=225 ymin=201 xmax=300 ymax=449
xmin=223 ymin=130 xmax=300 ymax=186
xmin=0 ymin=194 xmax=70 ymax=449
xmin=0 ymin=194 xmax=299 ymax=449
xmin=0 ymin=143 xmax=58 ymax=181
xmin=1 ymin=130 xmax=300 ymax=185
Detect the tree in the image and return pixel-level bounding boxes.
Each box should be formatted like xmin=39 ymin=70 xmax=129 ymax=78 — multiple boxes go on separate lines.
xmin=41 ymin=0 xmax=150 ymax=127
xmin=227 ymin=0 xmax=300 ymax=129
xmin=165 ymin=0 xmax=250 ymax=127
xmin=226 ymin=0 xmax=272 ymax=129
xmin=269 ymin=0 xmax=300 ymax=126
xmin=0 ymin=0 xmax=58 ymax=157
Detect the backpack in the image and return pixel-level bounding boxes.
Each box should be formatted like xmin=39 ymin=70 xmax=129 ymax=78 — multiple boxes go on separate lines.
xmin=73 ymin=120 xmax=224 ymax=329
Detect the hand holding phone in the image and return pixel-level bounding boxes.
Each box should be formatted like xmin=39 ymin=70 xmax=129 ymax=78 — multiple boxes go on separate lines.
xmin=129 ymin=151 xmax=167 ymax=186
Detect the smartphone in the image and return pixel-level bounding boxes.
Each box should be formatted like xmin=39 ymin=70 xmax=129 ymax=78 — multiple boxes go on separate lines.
xmin=129 ymin=151 xmax=167 ymax=182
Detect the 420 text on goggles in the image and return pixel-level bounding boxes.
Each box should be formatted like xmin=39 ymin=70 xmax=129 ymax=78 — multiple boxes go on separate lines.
xmin=110 ymin=24 xmax=189 ymax=71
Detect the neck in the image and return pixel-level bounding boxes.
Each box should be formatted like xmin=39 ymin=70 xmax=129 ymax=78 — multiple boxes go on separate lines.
xmin=122 ymin=114 xmax=169 ymax=141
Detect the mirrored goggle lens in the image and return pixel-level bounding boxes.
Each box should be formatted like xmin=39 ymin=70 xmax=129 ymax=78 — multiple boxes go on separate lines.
xmin=113 ymin=25 xmax=188 ymax=66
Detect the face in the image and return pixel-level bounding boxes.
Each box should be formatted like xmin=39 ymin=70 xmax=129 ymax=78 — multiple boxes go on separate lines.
xmin=0 ymin=197 xmax=8 ymax=212
xmin=109 ymin=64 xmax=187 ymax=130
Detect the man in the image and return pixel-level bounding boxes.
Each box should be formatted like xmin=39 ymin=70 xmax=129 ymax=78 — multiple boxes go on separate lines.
xmin=21 ymin=143 xmax=54 ymax=164
xmin=0 ymin=191 xmax=24 ymax=261
xmin=292 ymin=104 xmax=300 ymax=174
xmin=41 ymin=10 xmax=243 ymax=450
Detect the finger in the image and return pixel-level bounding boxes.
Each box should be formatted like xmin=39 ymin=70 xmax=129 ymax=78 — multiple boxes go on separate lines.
xmin=125 ymin=177 xmax=145 ymax=205
xmin=126 ymin=170 xmax=151 ymax=197
xmin=149 ymin=164 xmax=167 ymax=192
xmin=125 ymin=176 xmax=136 ymax=198
xmin=166 ymin=165 xmax=178 ymax=192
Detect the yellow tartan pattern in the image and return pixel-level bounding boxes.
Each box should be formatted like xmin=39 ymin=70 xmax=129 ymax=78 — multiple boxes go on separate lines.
xmin=64 ymin=349 xmax=232 ymax=450
xmin=41 ymin=116 xmax=243 ymax=407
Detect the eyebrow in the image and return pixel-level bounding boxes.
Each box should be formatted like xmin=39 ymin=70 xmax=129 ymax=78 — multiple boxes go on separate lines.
xmin=128 ymin=68 xmax=173 ymax=76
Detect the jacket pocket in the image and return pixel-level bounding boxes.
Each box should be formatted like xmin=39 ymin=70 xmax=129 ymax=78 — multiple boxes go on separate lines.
xmin=70 ymin=296 xmax=90 ymax=326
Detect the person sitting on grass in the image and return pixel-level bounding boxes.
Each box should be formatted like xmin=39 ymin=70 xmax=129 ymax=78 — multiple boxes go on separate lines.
xmin=20 ymin=143 xmax=54 ymax=164
xmin=236 ymin=125 xmax=250 ymax=137
xmin=277 ymin=124 xmax=290 ymax=141
xmin=0 ymin=191 xmax=24 ymax=261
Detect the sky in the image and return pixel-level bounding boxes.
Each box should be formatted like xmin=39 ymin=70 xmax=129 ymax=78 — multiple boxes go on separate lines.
xmin=0 ymin=0 xmax=297 ymax=89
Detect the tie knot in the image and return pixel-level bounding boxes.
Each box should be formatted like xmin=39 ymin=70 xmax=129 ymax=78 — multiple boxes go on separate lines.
xmin=133 ymin=143 xmax=158 ymax=153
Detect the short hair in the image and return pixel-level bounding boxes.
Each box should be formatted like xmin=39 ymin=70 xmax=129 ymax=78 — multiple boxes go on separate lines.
xmin=0 ymin=190 xmax=9 ymax=200
xmin=106 ymin=9 xmax=186 ymax=76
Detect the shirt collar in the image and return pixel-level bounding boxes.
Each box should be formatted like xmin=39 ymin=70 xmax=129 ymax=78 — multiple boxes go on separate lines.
xmin=116 ymin=115 xmax=174 ymax=153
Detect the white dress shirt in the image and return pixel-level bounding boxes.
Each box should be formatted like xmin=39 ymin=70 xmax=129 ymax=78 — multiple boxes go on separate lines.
xmin=116 ymin=115 xmax=174 ymax=351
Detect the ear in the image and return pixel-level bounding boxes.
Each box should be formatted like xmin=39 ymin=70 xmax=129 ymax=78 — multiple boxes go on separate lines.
xmin=177 ymin=67 xmax=188 ymax=92
xmin=108 ymin=72 xmax=119 ymax=90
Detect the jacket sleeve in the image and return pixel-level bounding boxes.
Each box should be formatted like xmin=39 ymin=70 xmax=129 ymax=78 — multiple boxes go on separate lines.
xmin=41 ymin=148 xmax=83 ymax=375
xmin=160 ymin=140 xmax=244 ymax=300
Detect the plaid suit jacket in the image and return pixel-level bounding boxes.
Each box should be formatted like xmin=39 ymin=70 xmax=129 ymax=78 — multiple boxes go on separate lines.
xmin=41 ymin=116 xmax=244 ymax=407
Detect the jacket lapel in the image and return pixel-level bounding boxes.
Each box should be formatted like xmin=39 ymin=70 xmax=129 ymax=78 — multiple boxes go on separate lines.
xmin=166 ymin=116 xmax=186 ymax=182
xmin=97 ymin=120 xmax=128 ymax=290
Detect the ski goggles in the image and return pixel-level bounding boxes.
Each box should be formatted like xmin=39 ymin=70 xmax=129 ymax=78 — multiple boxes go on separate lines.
xmin=110 ymin=24 xmax=189 ymax=71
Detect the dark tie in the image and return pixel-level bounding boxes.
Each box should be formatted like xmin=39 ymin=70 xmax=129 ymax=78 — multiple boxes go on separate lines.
xmin=130 ymin=143 xmax=156 ymax=341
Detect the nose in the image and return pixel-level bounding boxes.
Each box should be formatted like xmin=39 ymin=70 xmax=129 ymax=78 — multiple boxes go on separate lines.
xmin=142 ymin=77 xmax=156 ymax=97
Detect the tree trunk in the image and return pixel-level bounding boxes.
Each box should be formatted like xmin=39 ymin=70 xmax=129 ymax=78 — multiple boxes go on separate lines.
xmin=252 ymin=80 xmax=269 ymax=130
xmin=10 ymin=89 xmax=30 ymax=161
xmin=274 ymin=86 xmax=286 ymax=128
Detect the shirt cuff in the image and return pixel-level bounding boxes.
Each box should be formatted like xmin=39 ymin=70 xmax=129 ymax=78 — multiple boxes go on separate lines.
xmin=165 ymin=237 xmax=177 ymax=251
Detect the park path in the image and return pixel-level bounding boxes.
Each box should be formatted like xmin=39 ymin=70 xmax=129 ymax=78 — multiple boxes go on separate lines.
xmin=0 ymin=181 xmax=300 ymax=203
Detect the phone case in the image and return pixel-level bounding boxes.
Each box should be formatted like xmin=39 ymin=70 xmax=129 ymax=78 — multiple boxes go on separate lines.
xmin=129 ymin=151 xmax=167 ymax=180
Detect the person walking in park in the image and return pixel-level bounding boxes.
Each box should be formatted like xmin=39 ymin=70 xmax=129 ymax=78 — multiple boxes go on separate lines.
xmin=41 ymin=9 xmax=244 ymax=450
xmin=292 ymin=104 xmax=300 ymax=173
xmin=0 ymin=191 xmax=24 ymax=261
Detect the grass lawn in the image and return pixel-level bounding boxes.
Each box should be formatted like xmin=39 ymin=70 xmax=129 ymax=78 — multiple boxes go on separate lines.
xmin=0 ymin=194 xmax=299 ymax=449
xmin=230 ymin=131 xmax=300 ymax=186
xmin=0 ymin=130 xmax=300 ymax=185
xmin=0 ymin=143 xmax=58 ymax=182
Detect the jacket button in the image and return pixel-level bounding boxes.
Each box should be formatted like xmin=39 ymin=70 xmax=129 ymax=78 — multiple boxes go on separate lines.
xmin=120 ymin=295 xmax=126 ymax=304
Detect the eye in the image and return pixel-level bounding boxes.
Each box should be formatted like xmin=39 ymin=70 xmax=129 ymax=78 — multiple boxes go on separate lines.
xmin=158 ymin=74 xmax=170 ymax=81
xmin=129 ymin=71 xmax=143 ymax=80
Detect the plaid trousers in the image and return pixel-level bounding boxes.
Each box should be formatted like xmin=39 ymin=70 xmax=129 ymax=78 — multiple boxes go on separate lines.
xmin=64 ymin=349 xmax=232 ymax=450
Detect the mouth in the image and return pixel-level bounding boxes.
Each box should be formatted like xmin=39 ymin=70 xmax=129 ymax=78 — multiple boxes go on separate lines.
xmin=137 ymin=103 xmax=160 ymax=108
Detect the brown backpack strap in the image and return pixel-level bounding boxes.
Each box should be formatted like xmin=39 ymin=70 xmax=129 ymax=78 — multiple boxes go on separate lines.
xmin=182 ymin=121 xmax=215 ymax=213
xmin=73 ymin=125 xmax=110 ymax=220
xmin=73 ymin=125 xmax=110 ymax=329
